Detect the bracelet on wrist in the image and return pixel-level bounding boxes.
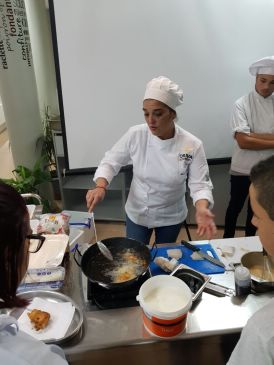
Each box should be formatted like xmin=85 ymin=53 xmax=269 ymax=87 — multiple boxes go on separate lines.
xmin=95 ymin=185 xmax=107 ymax=192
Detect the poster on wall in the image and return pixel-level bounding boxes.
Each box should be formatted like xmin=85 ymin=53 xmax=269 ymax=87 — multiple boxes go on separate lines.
xmin=0 ymin=0 xmax=42 ymax=167
xmin=0 ymin=0 xmax=32 ymax=71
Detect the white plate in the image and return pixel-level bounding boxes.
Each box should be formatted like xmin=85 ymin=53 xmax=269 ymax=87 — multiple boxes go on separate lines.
xmin=28 ymin=234 xmax=69 ymax=269
xmin=9 ymin=290 xmax=83 ymax=344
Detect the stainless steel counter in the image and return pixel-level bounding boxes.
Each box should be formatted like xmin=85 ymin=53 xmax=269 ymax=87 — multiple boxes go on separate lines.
xmin=60 ymin=236 xmax=274 ymax=365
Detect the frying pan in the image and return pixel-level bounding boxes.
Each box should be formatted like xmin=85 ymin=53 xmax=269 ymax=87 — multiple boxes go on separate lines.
xmin=241 ymin=251 xmax=274 ymax=293
xmin=74 ymin=237 xmax=155 ymax=289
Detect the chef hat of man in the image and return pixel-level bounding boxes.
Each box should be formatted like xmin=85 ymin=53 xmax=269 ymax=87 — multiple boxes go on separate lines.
xmin=249 ymin=56 xmax=274 ymax=76
xmin=144 ymin=76 xmax=183 ymax=110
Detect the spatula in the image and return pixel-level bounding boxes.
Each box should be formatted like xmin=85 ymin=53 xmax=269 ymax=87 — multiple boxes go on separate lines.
xmin=91 ymin=211 xmax=113 ymax=261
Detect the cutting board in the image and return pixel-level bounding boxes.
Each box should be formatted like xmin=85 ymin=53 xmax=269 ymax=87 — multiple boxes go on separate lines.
xmin=150 ymin=243 xmax=225 ymax=275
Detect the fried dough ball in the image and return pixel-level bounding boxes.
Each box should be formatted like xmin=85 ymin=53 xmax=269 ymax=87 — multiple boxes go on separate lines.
xmin=27 ymin=309 xmax=50 ymax=331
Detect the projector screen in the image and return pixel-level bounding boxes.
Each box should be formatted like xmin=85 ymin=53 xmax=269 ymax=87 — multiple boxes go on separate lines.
xmin=50 ymin=0 xmax=274 ymax=171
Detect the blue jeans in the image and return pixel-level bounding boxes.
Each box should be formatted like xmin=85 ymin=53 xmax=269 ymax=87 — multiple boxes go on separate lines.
xmin=126 ymin=215 xmax=182 ymax=244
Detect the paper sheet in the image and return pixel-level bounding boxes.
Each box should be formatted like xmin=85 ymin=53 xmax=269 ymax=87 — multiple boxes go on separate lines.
xmin=18 ymin=297 xmax=75 ymax=341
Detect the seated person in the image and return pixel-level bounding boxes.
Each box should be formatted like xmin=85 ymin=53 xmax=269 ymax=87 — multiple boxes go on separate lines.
xmin=227 ymin=155 xmax=274 ymax=364
xmin=0 ymin=182 xmax=68 ymax=364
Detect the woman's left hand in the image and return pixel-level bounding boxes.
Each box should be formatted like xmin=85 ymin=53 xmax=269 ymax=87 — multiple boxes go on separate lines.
xmin=195 ymin=206 xmax=217 ymax=239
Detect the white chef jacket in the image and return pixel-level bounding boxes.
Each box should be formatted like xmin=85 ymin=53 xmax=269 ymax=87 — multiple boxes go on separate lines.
xmin=0 ymin=314 xmax=68 ymax=365
xmin=227 ymin=298 xmax=274 ymax=365
xmin=94 ymin=123 xmax=213 ymax=228
xmin=230 ymin=90 xmax=274 ymax=175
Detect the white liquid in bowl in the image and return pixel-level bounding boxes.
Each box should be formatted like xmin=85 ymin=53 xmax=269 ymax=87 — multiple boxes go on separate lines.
xmin=144 ymin=286 xmax=188 ymax=313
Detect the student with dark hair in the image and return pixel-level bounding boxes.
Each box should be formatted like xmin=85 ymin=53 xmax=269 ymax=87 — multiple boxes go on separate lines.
xmin=228 ymin=155 xmax=274 ymax=364
xmin=0 ymin=182 xmax=68 ymax=364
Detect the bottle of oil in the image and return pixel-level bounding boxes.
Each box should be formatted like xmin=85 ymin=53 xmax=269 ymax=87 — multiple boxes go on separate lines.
xmin=234 ymin=266 xmax=251 ymax=296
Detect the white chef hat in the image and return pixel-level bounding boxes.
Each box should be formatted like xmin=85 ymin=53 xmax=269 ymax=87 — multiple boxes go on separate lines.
xmin=144 ymin=76 xmax=183 ymax=110
xmin=249 ymin=56 xmax=274 ymax=76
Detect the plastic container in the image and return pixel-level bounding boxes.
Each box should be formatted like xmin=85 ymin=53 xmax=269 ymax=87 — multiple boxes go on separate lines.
xmin=17 ymin=267 xmax=65 ymax=292
xmin=137 ymin=275 xmax=192 ymax=337
xmin=172 ymin=264 xmax=211 ymax=301
xmin=234 ymin=266 xmax=251 ymax=296
xmin=26 ymin=205 xmax=36 ymax=219
xmin=69 ymin=227 xmax=85 ymax=251
xmin=63 ymin=210 xmax=95 ymax=245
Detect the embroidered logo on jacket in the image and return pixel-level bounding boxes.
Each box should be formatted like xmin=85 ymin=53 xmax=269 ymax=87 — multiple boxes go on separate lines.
xmin=178 ymin=152 xmax=193 ymax=161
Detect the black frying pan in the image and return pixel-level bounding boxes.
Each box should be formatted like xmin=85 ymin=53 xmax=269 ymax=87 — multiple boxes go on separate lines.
xmin=74 ymin=237 xmax=154 ymax=289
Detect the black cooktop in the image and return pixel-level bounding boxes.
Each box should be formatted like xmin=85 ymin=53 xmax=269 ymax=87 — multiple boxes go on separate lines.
xmin=86 ymin=265 xmax=208 ymax=310
xmin=87 ymin=270 xmax=151 ymax=310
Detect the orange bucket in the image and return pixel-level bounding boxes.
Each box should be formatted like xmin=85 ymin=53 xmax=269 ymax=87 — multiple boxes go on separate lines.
xmin=137 ymin=275 xmax=192 ymax=337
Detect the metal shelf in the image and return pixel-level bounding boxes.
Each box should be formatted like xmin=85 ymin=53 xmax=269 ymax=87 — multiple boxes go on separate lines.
xmin=62 ymin=173 xmax=125 ymax=191
xmin=62 ymin=189 xmax=125 ymax=221
xmin=53 ymin=132 xmax=129 ymax=221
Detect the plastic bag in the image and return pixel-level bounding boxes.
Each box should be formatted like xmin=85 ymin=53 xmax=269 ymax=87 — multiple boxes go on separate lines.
xmin=63 ymin=211 xmax=95 ymax=252
xmin=18 ymin=267 xmax=65 ymax=292
xmin=37 ymin=212 xmax=71 ymax=234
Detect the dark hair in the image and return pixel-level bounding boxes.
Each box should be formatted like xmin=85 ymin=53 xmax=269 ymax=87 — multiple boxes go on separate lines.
xmin=160 ymin=103 xmax=177 ymax=117
xmin=144 ymin=99 xmax=177 ymax=118
xmin=250 ymin=156 xmax=274 ymax=220
xmin=0 ymin=182 xmax=29 ymax=308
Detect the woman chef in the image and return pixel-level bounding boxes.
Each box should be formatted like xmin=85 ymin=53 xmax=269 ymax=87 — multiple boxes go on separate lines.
xmin=86 ymin=76 xmax=216 ymax=244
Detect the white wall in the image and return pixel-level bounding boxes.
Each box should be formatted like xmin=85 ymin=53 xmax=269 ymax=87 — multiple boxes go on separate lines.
xmin=52 ymin=0 xmax=274 ymax=170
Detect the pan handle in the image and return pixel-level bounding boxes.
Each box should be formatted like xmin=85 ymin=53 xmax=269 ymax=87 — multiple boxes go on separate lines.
xmin=150 ymin=242 xmax=158 ymax=261
xmin=73 ymin=245 xmax=83 ymax=267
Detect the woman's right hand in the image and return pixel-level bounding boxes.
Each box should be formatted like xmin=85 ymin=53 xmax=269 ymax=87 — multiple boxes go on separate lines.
xmin=86 ymin=187 xmax=106 ymax=212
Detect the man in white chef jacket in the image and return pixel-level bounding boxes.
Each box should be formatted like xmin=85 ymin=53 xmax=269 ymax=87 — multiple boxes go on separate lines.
xmin=86 ymin=76 xmax=216 ymax=243
xmin=227 ymin=155 xmax=274 ymax=365
xmin=223 ymin=56 xmax=274 ymax=238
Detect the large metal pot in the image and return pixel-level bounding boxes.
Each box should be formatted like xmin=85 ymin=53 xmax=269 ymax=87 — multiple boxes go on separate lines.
xmin=241 ymin=251 xmax=274 ymax=293
xmin=74 ymin=237 xmax=155 ymax=289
